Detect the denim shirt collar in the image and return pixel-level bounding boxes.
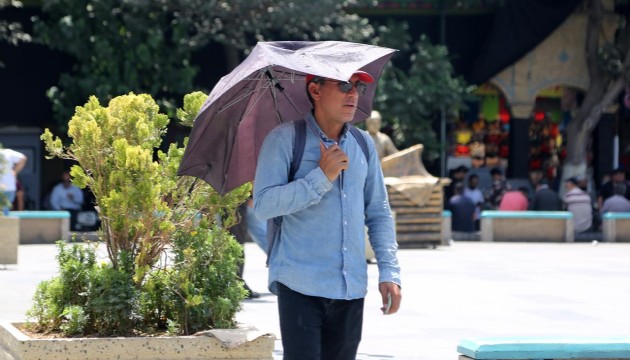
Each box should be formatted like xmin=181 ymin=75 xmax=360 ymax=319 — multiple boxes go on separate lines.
xmin=305 ymin=112 xmax=349 ymax=147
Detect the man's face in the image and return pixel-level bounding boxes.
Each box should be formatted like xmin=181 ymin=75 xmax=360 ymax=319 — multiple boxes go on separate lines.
xmin=62 ymin=172 xmax=71 ymax=187
xmin=613 ymin=172 xmax=625 ymax=182
xmin=313 ymin=74 xmax=362 ymax=124
xmin=469 ymin=177 xmax=478 ymax=188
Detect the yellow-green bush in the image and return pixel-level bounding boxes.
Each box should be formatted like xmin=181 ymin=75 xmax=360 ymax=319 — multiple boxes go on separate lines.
xmin=31 ymin=92 xmax=249 ymax=336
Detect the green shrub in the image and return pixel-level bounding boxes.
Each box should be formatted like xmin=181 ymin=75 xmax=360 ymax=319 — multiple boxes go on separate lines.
xmin=29 ymin=92 xmax=249 ymax=337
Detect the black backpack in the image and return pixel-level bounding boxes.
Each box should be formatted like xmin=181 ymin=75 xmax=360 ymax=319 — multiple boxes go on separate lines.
xmin=265 ymin=118 xmax=370 ymax=264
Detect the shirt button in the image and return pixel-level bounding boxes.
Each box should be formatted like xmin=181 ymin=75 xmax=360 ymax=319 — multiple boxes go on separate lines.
xmin=343 ymin=271 xmax=347 ymax=275
xmin=343 ymin=247 xmax=347 ymax=252
xmin=343 ymin=221 xmax=348 ymax=225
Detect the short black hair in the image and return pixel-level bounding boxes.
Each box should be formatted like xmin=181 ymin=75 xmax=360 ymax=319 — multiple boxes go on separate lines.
xmin=454 ymin=165 xmax=469 ymax=173
xmin=490 ymin=167 xmax=503 ymax=176
xmin=566 ymin=177 xmax=579 ymax=186
xmin=613 ymin=183 xmax=627 ymax=196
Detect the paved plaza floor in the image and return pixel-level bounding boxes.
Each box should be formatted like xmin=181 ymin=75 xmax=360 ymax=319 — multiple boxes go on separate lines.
xmin=2 ymin=240 xmax=630 ymax=359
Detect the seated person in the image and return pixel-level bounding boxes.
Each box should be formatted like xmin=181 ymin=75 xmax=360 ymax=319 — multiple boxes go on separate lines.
xmin=564 ymin=177 xmax=593 ymax=233
xmin=498 ymin=187 xmax=529 ymax=211
xmin=50 ymin=171 xmax=84 ymax=211
xmin=601 ymin=183 xmax=630 ymax=214
xmin=529 ymin=180 xmax=562 ymax=211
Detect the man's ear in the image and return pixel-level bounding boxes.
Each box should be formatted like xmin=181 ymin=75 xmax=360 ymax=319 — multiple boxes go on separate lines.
xmin=308 ymin=82 xmax=320 ymax=97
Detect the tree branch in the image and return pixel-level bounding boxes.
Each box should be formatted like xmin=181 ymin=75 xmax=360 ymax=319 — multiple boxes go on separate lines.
xmin=585 ymin=0 xmax=603 ymax=80
xmin=584 ymin=29 xmax=630 ymax=132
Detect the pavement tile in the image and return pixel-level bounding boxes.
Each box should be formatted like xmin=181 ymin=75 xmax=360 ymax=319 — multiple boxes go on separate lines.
xmin=2 ymin=240 xmax=630 ymax=359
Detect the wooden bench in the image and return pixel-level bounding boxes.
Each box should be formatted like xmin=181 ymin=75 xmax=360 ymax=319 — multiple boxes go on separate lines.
xmin=480 ymin=211 xmax=574 ymax=242
xmin=8 ymin=211 xmax=71 ymax=244
xmin=458 ymin=337 xmax=630 ymax=359
xmin=602 ymin=212 xmax=630 ymax=242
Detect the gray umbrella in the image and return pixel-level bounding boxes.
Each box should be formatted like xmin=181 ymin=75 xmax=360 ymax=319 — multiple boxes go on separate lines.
xmin=177 ymin=41 xmax=396 ymax=194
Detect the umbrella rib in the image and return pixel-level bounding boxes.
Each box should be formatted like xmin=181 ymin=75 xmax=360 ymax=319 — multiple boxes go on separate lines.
xmin=265 ymin=69 xmax=290 ymax=125
xmin=233 ymin=69 xmax=284 ymax=124
xmin=219 ymin=86 xmax=259 ymax=113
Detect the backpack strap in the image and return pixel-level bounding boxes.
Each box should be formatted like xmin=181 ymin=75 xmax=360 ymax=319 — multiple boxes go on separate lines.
xmin=290 ymin=118 xmax=307 ymax=181
xmin=348 ymin=125 xmax=370 ymax=161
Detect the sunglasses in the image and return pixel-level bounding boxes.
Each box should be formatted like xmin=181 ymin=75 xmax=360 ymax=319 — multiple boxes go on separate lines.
xmin=321 ymin=80 xmax=368 ymax=95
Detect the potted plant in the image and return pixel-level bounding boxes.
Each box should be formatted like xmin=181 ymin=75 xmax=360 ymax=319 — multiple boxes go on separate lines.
xmin=0 ymin=92 xmax=274 ymax=359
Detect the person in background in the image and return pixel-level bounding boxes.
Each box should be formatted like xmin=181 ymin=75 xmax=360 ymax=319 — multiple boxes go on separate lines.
xmin=598 ymin=168 xmax=630 ymax=209
xmin=448 ymin=183 xmax=476 ymax=232
xmin=13 ymin=179 xmax=25 ymax=211
xmin=50 ymin=171 xmax=84 ymax=211
xmin=600 ymin=183 xmax=630 ymax=214
xmin=487 ymin=167 xmax=509 ymax=210
xmin=227 ymin=202 xmax=262 ymax=299
xmin=365 ymin=110 xmax=398 ymax=160
xmin=445 ymin=165 xmax=468 ymax=203
xmin=498 ymin=187 xmax=529 ymax=211
xmin=529 ymin=179 xmax=562 ymax=211
xmin=564 ymin=177 xmax=593 ymax=233
xmin=463 ymin=174 xmax=484 ymax=230
xmin=0 ymin=147 xmax=27 ymax=215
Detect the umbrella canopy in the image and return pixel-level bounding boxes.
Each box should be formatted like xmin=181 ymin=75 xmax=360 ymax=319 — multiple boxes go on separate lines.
xmin=178 ymin=41 xmax=396 ymax=194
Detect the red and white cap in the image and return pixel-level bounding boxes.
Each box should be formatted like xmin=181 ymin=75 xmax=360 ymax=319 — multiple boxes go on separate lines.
xmin=305 ymin=70 xmax=374 ymax=83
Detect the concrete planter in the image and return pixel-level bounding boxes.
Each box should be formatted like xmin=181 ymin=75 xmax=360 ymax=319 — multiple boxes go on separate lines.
xmin=0 ymin=322 xmax=275 ymax=360
xmin=0 ymin=216 xmax=19 ymax=265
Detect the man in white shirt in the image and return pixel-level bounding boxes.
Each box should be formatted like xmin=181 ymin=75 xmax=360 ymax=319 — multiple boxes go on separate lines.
xmin=50 ymin=171 xmax=84 ymax=211
xmin=0 ymin=148 xmax=27 ymax=215
xmin=564 ymin=177 xmax=593 ymax=233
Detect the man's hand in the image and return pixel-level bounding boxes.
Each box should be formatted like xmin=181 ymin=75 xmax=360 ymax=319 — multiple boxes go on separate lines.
xmin=379 ymin=282 xmax=401 ymax=315
xmin=319 ymin=143 xmax=348 ymax=182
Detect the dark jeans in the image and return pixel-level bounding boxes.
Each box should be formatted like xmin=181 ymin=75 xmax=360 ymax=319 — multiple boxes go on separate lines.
xmin=276 ymin=282 xmax=364 ymax=360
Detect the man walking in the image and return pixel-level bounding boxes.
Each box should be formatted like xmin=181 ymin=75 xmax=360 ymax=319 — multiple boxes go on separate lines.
xmin=253 ymin=71 xmax=401 ymax=360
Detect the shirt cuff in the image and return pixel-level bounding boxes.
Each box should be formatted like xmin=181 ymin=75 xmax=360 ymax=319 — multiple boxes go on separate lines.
xmin=305 ymin=167 xmax=333 ymax=196
xmin=378 ymin=269 xmax=402 ymax=288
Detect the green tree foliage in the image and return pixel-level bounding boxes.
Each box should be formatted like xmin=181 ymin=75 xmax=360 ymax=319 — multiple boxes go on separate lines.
xmin=0 ymin=0 xmax=31 ymax=67
xmin=33 ymin=0 xmax=198 ymax=128
xmin=373 ymin=21 xmax=472 ymax=155
xmin=32 ymin=0 xmax=374 ymax=129
xmin=32 ymin=92 xmax=249 ymax=336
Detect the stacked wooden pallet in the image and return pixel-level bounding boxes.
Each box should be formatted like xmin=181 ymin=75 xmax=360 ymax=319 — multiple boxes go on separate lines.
xmin=381 ymin=144 xmax=449 ymax=248
xmin=387 ymin=180 xmax=448 ymax=248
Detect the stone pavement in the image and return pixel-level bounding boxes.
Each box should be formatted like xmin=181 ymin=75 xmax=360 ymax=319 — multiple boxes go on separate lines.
xmin=2 ymin=240 xmax=630 ymax=360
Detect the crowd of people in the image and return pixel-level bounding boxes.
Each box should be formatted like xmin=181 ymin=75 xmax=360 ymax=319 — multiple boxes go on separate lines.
xmin=445 ymin=165 xmax=630 ymax=235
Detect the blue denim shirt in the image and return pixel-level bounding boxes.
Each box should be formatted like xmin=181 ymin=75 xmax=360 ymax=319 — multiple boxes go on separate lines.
xmin=253 ymin=112 xmax=401 ymax=300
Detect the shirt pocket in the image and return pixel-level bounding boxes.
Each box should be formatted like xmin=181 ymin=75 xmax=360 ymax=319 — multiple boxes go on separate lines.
xmin=294 ymin=146 xmax=321 ymax=180
xmin=344 ymin=147 xmax=368 ymax=189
